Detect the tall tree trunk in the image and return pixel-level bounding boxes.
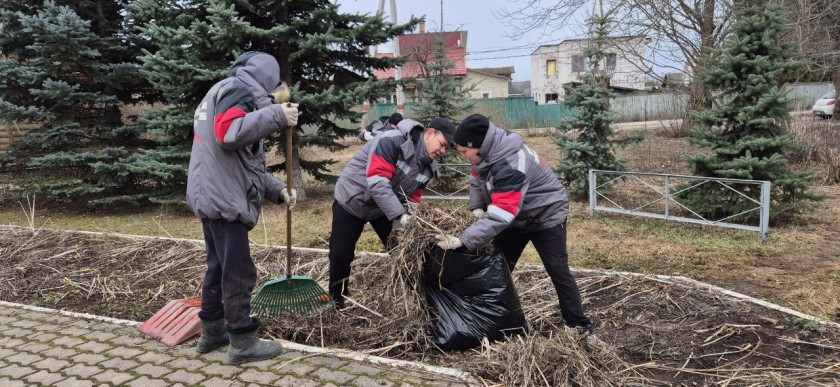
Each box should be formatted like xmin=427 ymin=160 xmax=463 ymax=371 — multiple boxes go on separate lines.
xmin=684 ymin=0 xmax=717 ymax=132
xmin=291 ymin=146 xmax=306 ymax=201
xmin=834 ymin=24 xmax=840 ymax=122
xmin=834 ymin=68 xmax=840 ymax=121
xmin=287 ymin=115 xmax=305 ymax=199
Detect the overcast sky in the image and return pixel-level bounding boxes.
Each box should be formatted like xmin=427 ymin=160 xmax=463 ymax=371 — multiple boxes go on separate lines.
xmin=334 ymin=0 xmax=590 ymax=82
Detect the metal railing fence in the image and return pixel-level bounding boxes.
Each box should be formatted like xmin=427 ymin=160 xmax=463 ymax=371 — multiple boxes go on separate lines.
xmin=588 ymin=170 xmax=771 ymax=240
xmin=424 ymin=163 xmax=471 ymax=200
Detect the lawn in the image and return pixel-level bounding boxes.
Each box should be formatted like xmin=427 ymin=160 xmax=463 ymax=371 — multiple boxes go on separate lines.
xmin=1 ymin=124 xmax=838 ymax=323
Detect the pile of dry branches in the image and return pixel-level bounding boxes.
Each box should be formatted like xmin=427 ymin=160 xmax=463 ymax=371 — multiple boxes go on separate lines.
xmin=268 ymin=204 xmax=638 ymax=385
xmin=0 ymin=227 xmax=206 ymax=315
xmin=2 ymin=218 xmax=839 ymax=386
xmin=270 ymin=205 xmax=510 ymax=355
xmin=466 ymin=327 xmax=637 ymax=387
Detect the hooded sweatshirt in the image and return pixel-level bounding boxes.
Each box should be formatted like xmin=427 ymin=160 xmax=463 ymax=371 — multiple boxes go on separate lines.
xmin=186 ymin=52 xmax=290 ymax=229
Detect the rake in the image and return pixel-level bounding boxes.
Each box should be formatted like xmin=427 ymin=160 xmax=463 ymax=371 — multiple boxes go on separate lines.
xmin=251 ymin=113 xmax=332 ymax=317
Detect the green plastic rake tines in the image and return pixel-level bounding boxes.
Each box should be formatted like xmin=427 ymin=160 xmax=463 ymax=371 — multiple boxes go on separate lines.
xmin=251 ymin=275 xmax=332 ymax=317
xmin=254 ymin=126 xmax=333 ymax=317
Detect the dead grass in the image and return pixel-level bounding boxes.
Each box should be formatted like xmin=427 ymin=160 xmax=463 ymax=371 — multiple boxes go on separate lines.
xmin=786 ymin=115 xmax=840 ymax=184
xmin=0 ymin=126 xmax=838 ymax=323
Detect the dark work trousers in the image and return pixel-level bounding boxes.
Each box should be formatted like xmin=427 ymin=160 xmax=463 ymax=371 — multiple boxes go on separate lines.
xmin=198 ymin=218 xmax=259 ymax=333
xmin=328 ymin=200 xmax=392 ymax=302
xmin=494 ymin=222 xmax=592 ymax=328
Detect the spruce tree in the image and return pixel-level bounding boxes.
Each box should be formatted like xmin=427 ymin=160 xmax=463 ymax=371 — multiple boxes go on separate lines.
xmin=0 ymin=1 xmax=163 ymax=205
xmin=410 ymin=34 xmax=476 ymax=122
xmin=554 ymin=12 xmax=642 ymax=200
xmin=409 ymin=32 xmax=476 ymax=191
xmin=130 ymin=0 xmax=419 ymax=200
xmin=681 ymin=4 xmax=818 ymax=220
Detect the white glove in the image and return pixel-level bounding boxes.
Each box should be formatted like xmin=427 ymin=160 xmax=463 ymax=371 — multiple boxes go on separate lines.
xmin=399 ymin=213 xmax=412 ymax=226
xmin=280 ymin=188 xmax=297 ymax=209
xmin=471 ymin=208 xmax=487 ymax=218
xmin=280 ymin=103 xmax=299 ymax=126
xmin=362 ymin=131 xmax=374 ymax=141
xmin=436 ymin=235 xmax=463 ymax=250
xmin=393 ymin=213 xmax=412 ymax=230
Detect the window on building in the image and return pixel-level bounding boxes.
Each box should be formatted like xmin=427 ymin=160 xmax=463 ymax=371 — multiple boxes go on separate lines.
xmin=481 ymin=92 xmax=491 ymax=99
xmin=606 ymin=53 xmax=617 ymax=71
xmin=546 ymin=60 xmax=556 ymax=77
xmin=545 ymin=93 xmax=559 ymax=104
xmin=571 ymin=54 xmax=585 ymax=73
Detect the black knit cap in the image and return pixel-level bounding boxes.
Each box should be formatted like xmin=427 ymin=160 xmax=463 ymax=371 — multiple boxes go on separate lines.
xmin=454 ymin=114 xmax=490 ymax=148
xmin=388 ymin=112 xmax=403 ymax=126
xmin=427 ymin=117 xmax=456 ymax=144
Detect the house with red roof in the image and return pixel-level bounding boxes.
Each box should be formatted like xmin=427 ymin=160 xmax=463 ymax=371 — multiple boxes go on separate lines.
xmin=373 ymin=25 xmax=513 ymax=102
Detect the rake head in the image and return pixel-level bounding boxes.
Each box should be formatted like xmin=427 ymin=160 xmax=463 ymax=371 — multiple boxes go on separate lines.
xmin=251 ymin=275 xmax=333 ymax=317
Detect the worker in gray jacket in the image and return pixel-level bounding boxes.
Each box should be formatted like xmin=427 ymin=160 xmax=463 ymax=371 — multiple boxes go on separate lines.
xmin=358 ymin=112 xmax=403 ymax=141
xmin=435 ymin=114 xmax=593 ymax=333
xmin=187 ymin=51 xmax=298 ymax=365
xmin=330 ymin=117 xmax=456 ymax=309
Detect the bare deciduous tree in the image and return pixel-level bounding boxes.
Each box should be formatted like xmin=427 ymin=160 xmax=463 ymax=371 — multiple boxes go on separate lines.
xmin=780 ymin=0 xmax=840 ymax=120
xmin=612 ymin=0 xmax=733 ymax=129
xmin=495 ymin=0 xmax=734 ymax=130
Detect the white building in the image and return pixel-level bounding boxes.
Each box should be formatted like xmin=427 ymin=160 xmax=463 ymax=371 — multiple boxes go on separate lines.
xmin=464 ymin=67 xmax=514 ymax=99
xmin=530 ymin=36 xmax=648 ymax=105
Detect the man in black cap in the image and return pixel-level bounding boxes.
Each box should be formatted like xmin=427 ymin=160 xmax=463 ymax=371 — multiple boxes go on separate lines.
xmin=359 ymin=112 xmax=403 ymax=142
xmin=330 ymin=117 xmax=455 ymax=309
xmin=435 ymin=113 xmax=593 ymax=334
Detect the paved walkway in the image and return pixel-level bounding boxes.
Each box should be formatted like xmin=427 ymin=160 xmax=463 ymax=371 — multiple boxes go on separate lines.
xmin=0 ymin=303 xmax=472 ymax=386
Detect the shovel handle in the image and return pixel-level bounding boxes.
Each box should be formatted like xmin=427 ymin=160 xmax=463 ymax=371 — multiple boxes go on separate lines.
xmin=285 ymin=111 xmax=294 ymax=278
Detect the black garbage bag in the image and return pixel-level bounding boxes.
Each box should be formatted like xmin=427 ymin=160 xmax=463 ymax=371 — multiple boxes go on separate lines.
xmin=423 ymin=243 xmax=529 ymax=350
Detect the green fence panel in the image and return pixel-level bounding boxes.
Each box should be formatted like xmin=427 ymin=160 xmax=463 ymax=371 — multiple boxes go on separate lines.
xmin=347 ymin=82 xmax=832 ymax=133
xmin=365 ymin=98 xmax=575 ymax=129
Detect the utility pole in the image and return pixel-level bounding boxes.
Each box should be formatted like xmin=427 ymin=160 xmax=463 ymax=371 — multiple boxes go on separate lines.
xmin=440 ymin=0 xmax=443 ymax=29
xmin=390 ymin=0 xmax=405 ymax=114
xmin=370 ymin=0 xmax=385 ymax=56
xmin=372 ymin=0 xmax=405 ymax=113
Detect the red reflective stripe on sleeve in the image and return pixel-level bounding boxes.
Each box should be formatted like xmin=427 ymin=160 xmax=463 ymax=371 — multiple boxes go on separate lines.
xmin=490 ymin=191 xmax=522 ymax=216
xmin=214 ymin=107 xmax=246 ymax=142
xmin=409 ymin=188 xmax=424 ymax=203
xmin=470 ymin=167 xmax=476 ymax=177
xmin=367 ymin=153 xmax=396 ymax=180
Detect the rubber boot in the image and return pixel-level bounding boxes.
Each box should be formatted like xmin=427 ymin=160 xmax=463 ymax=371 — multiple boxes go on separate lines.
xmin=196 ymin=319 xmax=229 ymax=354
xmin=331 ymin=291 xmax=346 ymax=310
xmin=228 ymin=330 xmax=283 ymax=365
xmin=329 ymin=282 xmax=348 ymax=311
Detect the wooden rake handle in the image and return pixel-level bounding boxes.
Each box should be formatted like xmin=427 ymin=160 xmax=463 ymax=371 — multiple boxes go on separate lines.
xmin=285 ymin=109 xmax=294 ymax=279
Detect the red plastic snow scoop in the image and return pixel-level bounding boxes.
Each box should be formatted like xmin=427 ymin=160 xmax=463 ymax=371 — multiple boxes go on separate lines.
xmin=138 ymin=298 xmax=202 ymax=346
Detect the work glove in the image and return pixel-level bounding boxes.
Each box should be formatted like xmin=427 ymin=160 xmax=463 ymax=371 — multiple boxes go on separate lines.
xmin=280 ymin=103 xmax=299 ymax=126
xmin=280 ymin=188 xmax=297 ymax=209
xmin=392 ymin=213 xmax=412 ymax=230
xmin=362 ymin=130 xmax=374 ymax=141
xmin=471 ymin=208 xmax=487 ymax=218
xmin=435 ymin=234 xmax=463 ymax=250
